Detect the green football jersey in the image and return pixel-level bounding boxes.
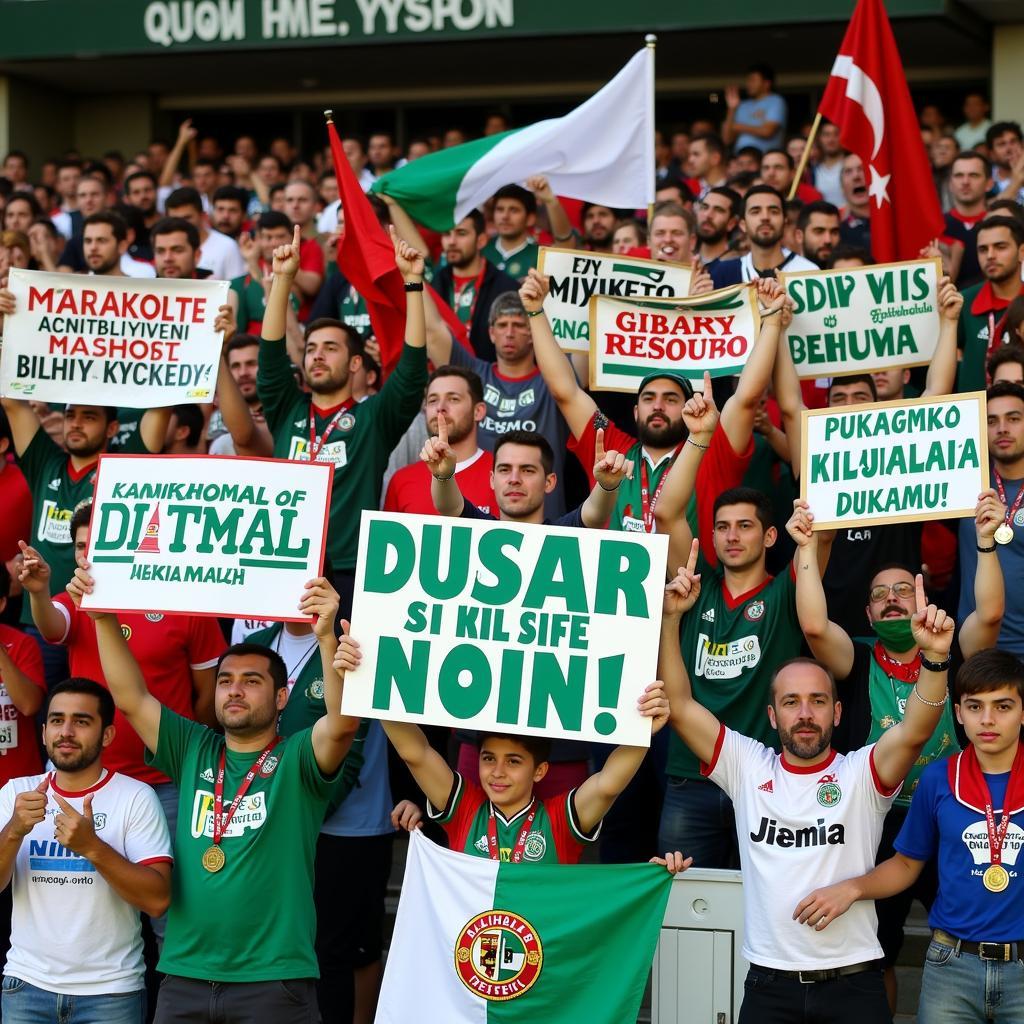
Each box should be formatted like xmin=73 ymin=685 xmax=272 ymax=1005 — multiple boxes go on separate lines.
xmin=668 ymin=565 xmax=802 ymax=779
xmin=481 ymin=237 xmax=538 ymax=281
xmin=148 ymin=710 xmax=335 ymax=981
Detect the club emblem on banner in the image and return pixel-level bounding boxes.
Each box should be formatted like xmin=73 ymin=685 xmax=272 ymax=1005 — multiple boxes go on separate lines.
xmin=455 ymin=911 xmax=543 ymax=1001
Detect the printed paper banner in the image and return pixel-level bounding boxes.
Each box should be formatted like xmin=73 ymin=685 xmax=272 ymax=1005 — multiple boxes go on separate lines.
xmin=0 ymin=268 xmax=228 ymax=406
xmin=588 ymin=283 xmax=759 ymax=393
xmin=801 ymin=392 xmax=988 ymax=530
xmin=343 ymin=512 xmax=668 ymax=746
xmin=779 ymin=257 xmax=942 ymax=379
xmin=81 ymin=455 xmax=333 ymax=620
xmin=537 ymin=247 xmax=692 ymax=352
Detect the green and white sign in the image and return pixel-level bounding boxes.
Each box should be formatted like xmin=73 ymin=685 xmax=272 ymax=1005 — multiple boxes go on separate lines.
xmin=343 ymin=512 xmax=668 ymax=745
xmin=588 ymin=283 xmax=759 ymax=392
xmin=801 ymin=392 xmax=988 ymax=530
xmin=537 ymin=247 xmax=691 ymax=352
xmin=779 ymin=258 xmax=941 ymax=380
xmin=82 ymin=455 xmax=333 ymax=620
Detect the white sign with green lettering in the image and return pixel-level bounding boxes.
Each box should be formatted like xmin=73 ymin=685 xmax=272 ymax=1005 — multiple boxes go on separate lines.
xmin=780 ymin=257 xmax=942 ymax=379
xmin=537 ymin=246 xmax=692 ymax=352
xmin=343 ymin=512 xmax=668 ymax=745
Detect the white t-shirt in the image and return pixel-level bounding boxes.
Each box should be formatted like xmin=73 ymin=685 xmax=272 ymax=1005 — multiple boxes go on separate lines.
xmin=739 ymin=249 xmax=818 ymax=281
xmin=119 ymin=255 xmax=156 ymax=279
xmin=0 ymin=770 xmax=173 ymax=995
xmin=707 ymin=727 xmax=897 ymax=971
xmin=230 ymin=618 xmax=274 ymax=645
xmin=197 ymin=230 xmax=246 ymax=281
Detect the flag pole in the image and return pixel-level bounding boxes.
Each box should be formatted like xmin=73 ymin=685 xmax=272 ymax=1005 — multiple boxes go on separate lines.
xmin=788 ymin=111 xmax=822 ymax=201
xmin=646 ymin=33 xmax=657 ymax=225
xmin=323 ymin=109 xmax=334 ymax=124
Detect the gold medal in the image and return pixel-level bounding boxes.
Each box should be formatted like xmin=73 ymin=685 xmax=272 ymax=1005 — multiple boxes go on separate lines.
xmin=995 ymin=523 xmax=1014 ymax=545
xmin=983 ymin=864 xmax=1009 ymax=892
xmin=201 ymin=845 xmax=226 ymax=873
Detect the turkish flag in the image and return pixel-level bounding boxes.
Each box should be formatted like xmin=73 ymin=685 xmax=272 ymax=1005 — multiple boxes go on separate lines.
xmin=326 ymin=120 xmax=471 ymax=377
xmin=818 ymin=0 xmax=943 ymax=262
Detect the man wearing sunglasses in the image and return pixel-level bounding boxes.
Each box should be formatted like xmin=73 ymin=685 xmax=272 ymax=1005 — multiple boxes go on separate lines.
xmin=786 ymin=491 xmax=1006 ymax=1013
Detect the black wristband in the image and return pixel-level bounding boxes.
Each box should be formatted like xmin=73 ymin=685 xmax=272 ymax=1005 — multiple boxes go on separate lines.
xmin=919 ymin=653 xmax=952 ymax=673
xmin=977 ymin=543 xmax=996 ymax=553
xmin=404 ymin=282 xmax=424 ymax=292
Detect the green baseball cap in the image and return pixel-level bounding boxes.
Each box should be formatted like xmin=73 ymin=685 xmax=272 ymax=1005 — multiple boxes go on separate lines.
xmin=636 ymin=371 xmax=695 ymax=399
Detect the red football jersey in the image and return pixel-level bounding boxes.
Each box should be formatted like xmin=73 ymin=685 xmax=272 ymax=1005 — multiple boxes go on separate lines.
xmin=384 ymin=449 xmax=496 ymax=516
xmin=0 ymin=624 xmax=45 ymax=783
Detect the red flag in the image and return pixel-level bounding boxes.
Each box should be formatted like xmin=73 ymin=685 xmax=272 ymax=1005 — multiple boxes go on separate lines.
xmin=326 ymin=120 xmax=471 ymax=377
xmin=818 ymin=0 xmax=943 ymax=262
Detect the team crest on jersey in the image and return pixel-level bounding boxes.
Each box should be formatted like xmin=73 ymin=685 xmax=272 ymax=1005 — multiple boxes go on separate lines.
xmin=337 ymin=413 xmax=356 ymax=432
xmin=522 ymin=832 xmax=547 ymax=861
xmin=260 ymin=756 xmax=280 ymax=777
xmin=744 ymin=600 xmax=765 ymax=621
xmin=817 ymin=782 xmax=842 ymax=807
xmin=454 ymin=911 xmax=543 ymax=1001
xmin=518 ymin=389 xmax=535 ymax=407
xmin=1015 ymin=509 xmax=1024 ymax=527
xmin=307 ymin=678 xmax=325 ymax=700
xmin=145 ymin=613 xmax=164 ymax=623
xmin=92 ymin=813 xmax=107 ymax=831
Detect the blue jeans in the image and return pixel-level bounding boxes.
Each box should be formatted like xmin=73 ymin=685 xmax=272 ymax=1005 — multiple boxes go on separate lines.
xmin=918 ymin=938 xmax=1024 ymax=1023
xmin=1 ymin=976 xmax=144 ymax=1024
xmin=147 ymin=782 xmax=179 ymax=943
xmin=658 ymin=775 xmax=740 ymax=868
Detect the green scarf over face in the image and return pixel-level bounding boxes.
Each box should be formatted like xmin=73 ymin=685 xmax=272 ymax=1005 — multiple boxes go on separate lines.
xmin=871 ymin=617 xmax=916 ymax=653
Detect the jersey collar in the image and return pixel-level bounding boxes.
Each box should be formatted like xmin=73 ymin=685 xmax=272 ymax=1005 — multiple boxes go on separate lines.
xmin=489 ymin=797 xmax=537 ymax=826
xmin=779 ymin=749 xmax=838 ymax=775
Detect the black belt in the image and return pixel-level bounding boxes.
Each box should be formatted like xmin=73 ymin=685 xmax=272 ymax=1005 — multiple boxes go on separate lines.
xmin=749 ymin=960 xmax=877 ymax=984
xmin=933 ymin=929 xmax=1024 ymax=962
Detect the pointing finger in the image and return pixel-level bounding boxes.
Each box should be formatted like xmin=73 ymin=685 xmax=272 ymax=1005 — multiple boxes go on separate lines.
xmin=437 ymin=410 xmax=448 ymax=445
xmin=703 ymin=371 xmax=712 ymax=402
xmin=595 ymin=427 xmax=605 ymax=462
xmin=915 ymin=573 xmax=926 ymax=614
xmin=686 ymin=537 xmax=699 ymax=574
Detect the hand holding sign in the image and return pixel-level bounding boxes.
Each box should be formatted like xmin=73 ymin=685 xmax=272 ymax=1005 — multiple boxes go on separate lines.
xmin=272 ymin=225 xmax=302 ymax=279
xmin=333 ymin=624 xmax=362 ymax=676
xmin=637 ymin=680 xmax=670 ymax=735
xmin=593 ymin=428 xmax=633 ymax=491
xmin=974 ymin=489 xmax=1006 ymax=546
xmin=519 ymin=268 xmax=548 ymax=314
xmin=937 ymin=276 xmax=963 ymax=322
xmin=663 ymin=539 xmax=702 ymax=618
xmin=909 ymin=574 xmax=954 ymax=661
xmin=681 ymin=371 xmax=719 ymax=440
xmin=754 ymin=276 xmax=788 ymax=316
xmin=10 ymin=776 xmax=49 ymax=840
xmin=0 ymin=287 xmax=14 ymax=315
xmin=687 ymin=259 xmax=713 ymax=297
xmin=66 ymin=563 xmax=108 ymax=622
xmin=213 ymin=303 xmax=236 ymax=344
xmin=785 ymin=499 xmax=816 ymax=549
xmin=16 ymin=541 xmax=51 ymax=595
xmin=420 ymin=411 xmax=457 ymax=480
xmin=52 ymin=792 xmax=99 ymax=857
xmin=300 ymin=577 xmax=340 ymax=638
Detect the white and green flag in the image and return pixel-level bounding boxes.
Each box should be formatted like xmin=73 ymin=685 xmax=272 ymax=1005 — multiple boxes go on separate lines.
xmin=371 ymin=48 xmax=654 ymax=231
xmin=376 ymin=831 xmax=670 ymax=1023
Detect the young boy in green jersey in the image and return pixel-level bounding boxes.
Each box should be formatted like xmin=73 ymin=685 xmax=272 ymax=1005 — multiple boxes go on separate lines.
xmin=333 ymin=631 xmax=687 ymax=870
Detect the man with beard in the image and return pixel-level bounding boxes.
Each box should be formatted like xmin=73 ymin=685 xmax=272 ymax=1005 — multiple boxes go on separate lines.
xmin=56 ymin=176 xmax=108 ymax=271
xmin=694 ymin=186 xmax=740 ymax=269
xmin=839 ymin=153 xmax=873 ymax=254
xmin=383 ymin=365 xmax=495 ymax=515
xmin=956 ymin=217 xmax=1024 ymax=392
xmin=258 ymin=225 xmax=427 ymax=617
xmin=207 ymin=334 xmax=274 ymax=457
xmin=66 ymin=566 xmax=359 ymax=1024
xmin=794 ymin=201 xmax=841 ymax=268
xmin=686 ymin=134 xmax=729 ymax=200
xmin=790 ymin=493 xmax=1004 ymax=1011
xmin=580 ymin=203 xmax=621 ymax=253
xmin=432 ymin=209 xmax=518 ymax=361
xmin=987 ymin=121 xmax=1024 ymax=204
xmin=210 ymin=185 xmax=247 ymax=242
xmin=122 ymin=170 xmax=160 ymax=257
xmin=0 ymin=678 xmax=171 ymax=1022
xmin=760 ymin=149 xmax=823 ymax=205
xmin=710 ymin=185 xmax=817 ymax=288
xmin=660 ymin=541 xmax=953 ymax=1022
xmin=939 ymin=152 xmax=991 ymax=289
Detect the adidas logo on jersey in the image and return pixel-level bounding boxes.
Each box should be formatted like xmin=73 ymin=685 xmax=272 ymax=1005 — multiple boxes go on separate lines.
xmin=750 ymin=816 xmax=845 ymax=848
xmin=200 ymin=768 xmax=215 ymax=783
xmin=758 ymin=779 xmax=773 ymax=793
xmin=701 ymin=608 xmax=715 ymax=622
xmin=294 ymin=419 xmax=306 ymax=429
xmin=47 ymin=477 xmax=60 ymax=491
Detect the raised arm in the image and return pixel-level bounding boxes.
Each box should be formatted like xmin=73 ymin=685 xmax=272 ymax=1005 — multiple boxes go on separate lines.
xmin=526 ymin=176 xmax=576 ymax=249
xmin=579 ymin=429 xmax=634 ymax=528
xmin=159 ymin=118 xmax=196 ymax=190
xmin=305 ymin=581 xmax=360 ymax=775
xmin=786 ymin=500 xmax=854 ymax=679
xmin=0 ymin=287 xmax=41 ymax=455
xmin=960 ymin=489 xmax=1006 ymax=657
xmin=772 ymin=300 xmax=804 ymax=475
xmin=871 ymin=575 xmax=954 ymax=790
xmin=659 ymin=541 xmax=722 ymax=765
xmin=261 ymin=224 xmax=301 ymax=344
xmin=390 ymin=226 xmax=426 ymax=351
xmin=0 ymin=631 xmax=43 ymax=717
xmin=65 ymin=564 xmax=162 ymax=752
xmin=19 ymin=542 xmax=66 ymax=643
xmin=421 ymin=411 xmax=465 ymax=517
xmin=213 ymin=309 xmax=273 ymax=457
xmin=519 ymin=270 xmax=597 ymax=438
xmin=333 ymin=632 xmax=455 ymax=810
xmin=922 ymin=277 xmax=964 ymax=398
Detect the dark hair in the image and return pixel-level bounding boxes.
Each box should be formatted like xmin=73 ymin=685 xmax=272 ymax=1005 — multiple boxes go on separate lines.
xmin=454 ymin=209 xmax=486 ymax=235
xmin=193 ymin=158 xmax=218 ymax=174
xmin=427 ymin=364 xmax=484 ymax=406
xmin=475 ymin=731 xmax=551 ymax=766
xmin=212 ymin=184 xmax=248 ymax=208
xmin=5 ymin=192 xmax=41 ymax=218
xmin=656 ymin=174 xmax=694 ymax=203
xmin=0 ymin=404 xmax=12 ymax=450
xmin=986 ymin=199 xmax=1024 ymax=228
xmin=825 ymin=244 xmax=875 ymax=268
xmin=580 ymin=202 xmax=632 ymax=224
xmin=30 ymin=216 xmax=60 ymax=241
xmin=705 ymin=186 xmax=741 ymax=218
xmin=748 ymin=63 xmax=776 ymax=85
xmin=978 ymin=215 xmax=1024 ymax=248
xmin=151 ymin=216 xmax=200 ymax=251
xmin=987 ymin=380 xmax=1024 ymax=405
xmin=226 ymin=332 xmax=260 ymax=356
xmin=3 ymin=149 xmax=28 ymax=166
xmin=216 ymin=643 xmax=288 ymax=691
xmin=951 ymin=151 xmax=991 ymax=177
xmin=770 ymin=657 xmax=838 ymax=706
xmin=713 ymin=486 xmax=773 ymax=531
xmin=736 ymin=145 xmax=764 ymax=164
xmin=47 ymin=678 xmax=116 ymax=729
xmin=492 ymin=184 xmax=536 ymax=215
xmin=762 ymin=148 xmax=795 ymax=171
xmin=171 ymin=403 xmax=204 ymax=447
xmin=726 ymin=170 xmax=758 ymax=192
xmin=257 ymin=210 xmax=292 ymax=233
xmin=123 ymin=170 xmax=157 ymax=192
xmin=827 ymin=373 xmax=878 ymax=400
xmin=955 ymin=648 xmax=1024 ymax=702
xmin=493 ymin=430 xmax=555 ymax=476
xmin=988 ymin=339 xmax=1024 ymax=379
xmin=691 ymin=132 xmax=725 ymax=159
xmin=165 ymin=186 xmax=203 ymax=215
xmin=303 ymin=317 xmax=364 ymax=355
xmin=797 ymin=201 xmax=840 ymax=232
xmin=986 ymin=121 xmax=1023 ymax=149
xmin=70 ymin=499 xmax=92 ymax=542
xmin=83 ymin=210 xmax=127 ymax=242
xmin=742 ymin=184 xmax=785 ymax=215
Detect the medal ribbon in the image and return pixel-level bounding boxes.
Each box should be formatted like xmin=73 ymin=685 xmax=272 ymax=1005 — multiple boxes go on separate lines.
xmin=985 ymin=800 xmax=1012 ymax=867
xmin=212 ymin=737 xmax=282 ymax=847
xmin=640 ymin=443 xmax=684 ymax=533
xmin=993 ymin=470 xmax=1024 ymax=531
xmin=486 ymin=803 xmax=538 ymax=863
xmin=307 ymin=399 xmax=355 ymax=463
